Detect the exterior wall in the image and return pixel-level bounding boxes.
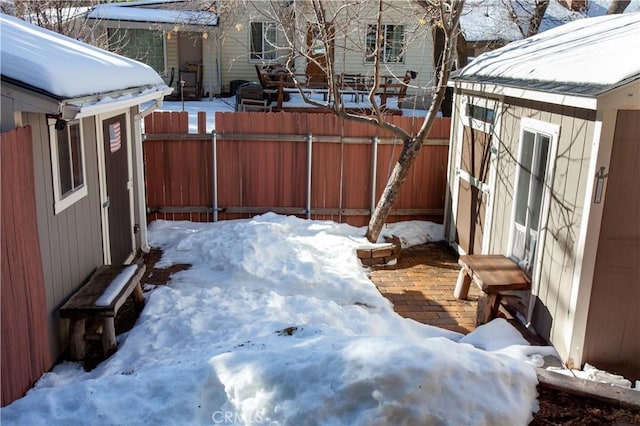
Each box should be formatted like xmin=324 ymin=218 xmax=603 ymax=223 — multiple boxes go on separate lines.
xmin=24 ymin=112 xmax=104 ymax=361
xmin=583 ymin=109 xmax=640 ymax=375
xmin=490 ymin=100 xmax=595 ymax=359
xmin=448 ymin=89 xmax=598 ymax=362
xmin=165 ymin=33 xmax=179 ymax=88
xmin=216 ymin=0 xmax=433 ymax=95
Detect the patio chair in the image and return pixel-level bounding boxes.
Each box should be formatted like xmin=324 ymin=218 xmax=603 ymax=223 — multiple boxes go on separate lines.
xmin=235 ymin=83 xmax=271 ymax=112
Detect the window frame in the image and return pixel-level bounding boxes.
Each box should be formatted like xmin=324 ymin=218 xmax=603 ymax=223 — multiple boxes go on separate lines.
xmin=507 ymin=118 xmax=559 ymax=273
xmin=365 ymin=23 xmax=405 ymax=64
xmin=249 ymin=21 xmax=278 ymax=62
xmin=48 ymin=118 xmax=88 ymax=214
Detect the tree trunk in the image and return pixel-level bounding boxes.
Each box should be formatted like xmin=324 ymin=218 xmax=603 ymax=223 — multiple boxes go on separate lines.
xmin=607 ymin=1 xmax=630 ymax=14
xmin=365 ymin=0 xmax=464 ymax=243
xmin=365 ymin=138 xmax=422 ymax=242
xmin=527 ymin=0 xmax=550 ymax=37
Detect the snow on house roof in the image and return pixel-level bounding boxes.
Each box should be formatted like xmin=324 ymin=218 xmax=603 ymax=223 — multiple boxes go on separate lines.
xmin=0 ymin=13 xmax=169 ymax=100
xmin=460 ymin=0 xmax=582 ymax=43
xmin=453 ymin=12 xmax=640 ymax=96
xmin=87 ymin=2 xmax=218 ymax=27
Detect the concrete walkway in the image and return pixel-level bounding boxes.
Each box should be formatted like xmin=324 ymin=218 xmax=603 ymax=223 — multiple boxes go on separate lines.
xmin=369 ymin=241 xmax=481 ymax=334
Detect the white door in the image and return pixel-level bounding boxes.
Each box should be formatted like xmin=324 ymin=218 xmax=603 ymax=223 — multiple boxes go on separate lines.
xmin=509 ymin=118 xmax=558 ymax=273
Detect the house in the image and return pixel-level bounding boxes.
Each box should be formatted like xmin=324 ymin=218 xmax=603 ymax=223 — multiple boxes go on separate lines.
xmin=458 ymin=0 xmax=583 ymax=66
xmin=0 ymin=13 xmax=171 ymax=405
xmin=86 ymin=0 xmax=218 ymax=98
xmin=87 ymin=0 xmax=435 ymax=99
xmin=458 ymin=0 xmax=640 ymax=67
xmin=445 ymin=13 xmax=640 ymax=377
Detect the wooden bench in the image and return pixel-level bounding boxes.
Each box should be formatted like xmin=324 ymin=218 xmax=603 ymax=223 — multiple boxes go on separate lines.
xmin=454 ymin=255 xmax=531 ymax=324
xmin=60 ymin=264 xmax=146 ymax=360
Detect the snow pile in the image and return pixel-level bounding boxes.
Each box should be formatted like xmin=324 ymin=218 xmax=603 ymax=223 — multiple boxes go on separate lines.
xmin=1 ymin=214 xmax=543 ymax=425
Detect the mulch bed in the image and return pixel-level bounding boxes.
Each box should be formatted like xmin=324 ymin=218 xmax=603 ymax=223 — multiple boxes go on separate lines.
xmin=105 ymin=249 xmax=639 ymax=424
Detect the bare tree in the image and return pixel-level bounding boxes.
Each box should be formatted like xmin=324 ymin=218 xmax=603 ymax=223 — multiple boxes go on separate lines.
xmin=2 ymin=0 xmax=115 ymax=44
xmin=607 ymin=0 xmax=631 ymax=14
xmin=219 ymin=0 xmax=464 ymax=242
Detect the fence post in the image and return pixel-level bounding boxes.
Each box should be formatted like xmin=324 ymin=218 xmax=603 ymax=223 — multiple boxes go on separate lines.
xmin=212 ymin=130 xmax=218 ymax=222
xmin=370 ymin=136 xmax=379 ymax=215
xmin=306 ymin=132 xmax=313 ymax=219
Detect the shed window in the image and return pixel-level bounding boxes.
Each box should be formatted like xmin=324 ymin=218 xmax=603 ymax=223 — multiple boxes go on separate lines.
xmin=366 ymin=24 xmax=405 ymax=63
xmin=49 ymin=119 xmax=87 ymax=214
xmin=250 ymin=22 xmax=277 ymax=61
xmin=466 ymin=104 xmax=495 ymax=124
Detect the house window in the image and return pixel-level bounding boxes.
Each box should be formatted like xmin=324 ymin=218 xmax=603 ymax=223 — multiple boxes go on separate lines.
xmin=250 ymin=22 xmax=277 ymax=61
xmin=366 ymin=24 xmax=405 ymax=63
xmin=49 ymin=119 xmax=87 ymax=214
xmin=108 ymin=28 xmax=164 ymax=74
xmin=509 ymin=119 xmax=558 ymax=272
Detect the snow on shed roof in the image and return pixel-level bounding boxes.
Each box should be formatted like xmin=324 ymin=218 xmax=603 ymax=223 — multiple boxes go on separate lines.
xmin=87 ymin=2 xmax=218 ymax=26
xmin=460 ymin=0 xmax=582 ymax=43
xmin=0 ymin=13 xmax=168 ymax=100
xmin=454 ymin=12 xmax=640 ymax=96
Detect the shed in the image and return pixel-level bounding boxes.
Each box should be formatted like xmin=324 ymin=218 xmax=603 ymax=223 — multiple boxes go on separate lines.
xmin=0 ymin=13 xmax=171 ymax=405
xmin=446 ymin=13 xmax=640 ymax=379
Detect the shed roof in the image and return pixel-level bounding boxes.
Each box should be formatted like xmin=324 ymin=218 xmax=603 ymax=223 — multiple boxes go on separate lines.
xmin=453 ymin=12 xmax=640 ymax=97
xmin=87 ymin=1 xmax=218 ymax=27
xmin=0 ymin=13 xmax=169 ymax=101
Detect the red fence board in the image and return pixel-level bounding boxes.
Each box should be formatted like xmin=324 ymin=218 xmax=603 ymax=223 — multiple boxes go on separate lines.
xmin=1 ymin=126 xmax=51 ymax=406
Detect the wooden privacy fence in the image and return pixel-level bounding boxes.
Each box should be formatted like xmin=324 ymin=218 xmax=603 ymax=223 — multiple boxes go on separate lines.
xmin=143 ymin=111 xmax=450 ymax=227
xmin=1 ymin=126 xmax=51 ymax=406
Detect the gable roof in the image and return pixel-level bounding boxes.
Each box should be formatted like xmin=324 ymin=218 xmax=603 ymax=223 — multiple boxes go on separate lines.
xmin=453 ymin=12 xmax=640 ymax=97
xmin=0 ymin=13 xmax=169 ymax=100
xmin=87 ymin=1 xmax=218 ymax=27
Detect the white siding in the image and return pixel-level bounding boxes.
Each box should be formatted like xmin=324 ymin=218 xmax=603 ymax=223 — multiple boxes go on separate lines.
xmin=215 ymin=0 xmax=434 ymax=95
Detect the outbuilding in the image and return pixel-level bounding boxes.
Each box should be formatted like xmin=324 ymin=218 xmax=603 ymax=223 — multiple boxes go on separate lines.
xmin=1 ymin=13 xmax=171 ymax=405
xmin=446 ymin=12 xmax=639 ymax=378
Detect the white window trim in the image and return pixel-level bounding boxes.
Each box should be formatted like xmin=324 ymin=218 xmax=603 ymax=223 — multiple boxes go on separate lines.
xmin=460 ymin=95 xmax=497 ymax=134
xmin=48 ymin=118 xmax=88 ymax=215
xmin=249 ymin=21 xmax=278 ymax=63
xmin=507 ymin=117 xmax=559 ymax=274
xmin=365 ymin=23 xmax=406 ymax=64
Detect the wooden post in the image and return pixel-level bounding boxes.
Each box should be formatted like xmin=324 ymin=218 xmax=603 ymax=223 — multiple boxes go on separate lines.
xmin=132 ymin=283 xmax=145 ymax=312
xmin=101 ymin=317 xmax=117 ymax=356
xmin=453 ymin=267 xmax=472 ymax=299
xmin=68 ymin=319 xmax=87 ymax=360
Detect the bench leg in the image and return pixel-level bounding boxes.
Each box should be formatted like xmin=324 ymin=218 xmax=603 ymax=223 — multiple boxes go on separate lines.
xmin=476 ymin=293 xmax=499 ymax=325
xmin=68 ymin=319 xmax=87 ymax=360
xmin=454 ymin=268 xmax=472 ymax=299
xmin=102 ymin=317 xmax=117 ymax=357
xmin=132 ymin=282 xmax=145 ymax=312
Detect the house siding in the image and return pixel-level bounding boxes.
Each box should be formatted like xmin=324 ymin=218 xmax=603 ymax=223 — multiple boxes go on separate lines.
xmin=25 ymin=112 xmax=104 ymax=361
xmin=166 ymin=35 xmax=179 ymax=90
xmin=489 ymin=101 xmax=595 ymax=357
xmin=216 ymin=0 xmax=433 ymax=95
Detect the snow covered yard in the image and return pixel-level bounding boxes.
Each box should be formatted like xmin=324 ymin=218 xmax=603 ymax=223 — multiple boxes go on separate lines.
xmin=1 ymin=214 xmax=556 ymax=425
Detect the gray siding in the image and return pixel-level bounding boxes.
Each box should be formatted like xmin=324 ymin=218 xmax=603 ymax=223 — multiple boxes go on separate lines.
xmin=489 ymin=101 xmax=595 ymax=356
xmin=26 ymin=113 xmax=104 ymax=361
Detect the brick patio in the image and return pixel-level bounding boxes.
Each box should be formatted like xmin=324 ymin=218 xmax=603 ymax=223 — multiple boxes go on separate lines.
xmin=369 ymin=241 xmax=482 ymax=334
